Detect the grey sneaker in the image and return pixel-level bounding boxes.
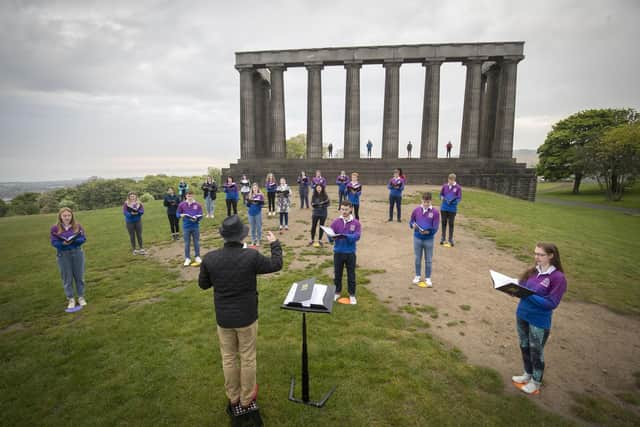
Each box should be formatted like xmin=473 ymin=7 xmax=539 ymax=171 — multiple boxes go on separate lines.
xmin=67 ymin=298 xmax=76 ymax=309
xmin=512 ymin=373 xmax=532 ymax=384
xmin=78 ymin=296 xmax=87 ymax=306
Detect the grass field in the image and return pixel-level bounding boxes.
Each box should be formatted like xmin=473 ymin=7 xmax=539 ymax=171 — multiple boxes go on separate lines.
xmin=0 ymin=200 xmax=571 ymax=426
xmin=450 ymin=188 xmax=640 ymax=316
xmin=537 ymin=182 xmax=640 ymax=210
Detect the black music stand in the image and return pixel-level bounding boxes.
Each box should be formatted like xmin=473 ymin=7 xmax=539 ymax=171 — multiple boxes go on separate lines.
xmin=281 ymin=278 xmax=336 ymax=407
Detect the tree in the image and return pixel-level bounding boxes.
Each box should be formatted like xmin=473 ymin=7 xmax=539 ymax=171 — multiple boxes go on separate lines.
xmin=594 ymin=122 xmax=640 ymax=201
xmin=286 ymin=134 xmax=306 ymax=159
xmin=0 ymin=199 xmax=7 ymax=217
xmin=10 ymin=192 xmax=40 ymax=215
xmin=537 ymin=109 xmax=638 ymax=193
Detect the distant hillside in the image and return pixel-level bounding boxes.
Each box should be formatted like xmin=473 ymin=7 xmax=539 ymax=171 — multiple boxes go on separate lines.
xmin=0 ymin=179 xmax=87 ymax=201
xmin=514 ymin=149 xmax=538 ymax=167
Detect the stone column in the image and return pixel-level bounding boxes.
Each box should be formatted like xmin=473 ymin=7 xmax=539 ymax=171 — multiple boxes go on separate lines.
xmin=479 ymin=64 xmax=500 ymax=158
xmin=493 ymin=55 xmax=524 ymax=159
xmin=343 ymin=60 xmax=362 ymax=159
xmin=253 ymin=72 xmax=268 ymax=159
xmin=267 ymin=64 xmax=286 ymax=159
xmin=382 ymin=59 xmax=402 ymax=159
xmin=459 ymin=57 xmax=486 ymax=159
xmin=420 ymin=58 xmax=444 ymax=159
xmin=237 ymin=65 xmax=256 ymax=160
xmin=306 ymin=62 xmax=324 ymax=159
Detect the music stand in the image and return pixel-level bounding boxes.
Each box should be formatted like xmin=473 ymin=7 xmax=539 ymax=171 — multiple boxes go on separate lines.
xmin=281 ymin=278 xmax=336 ymax=407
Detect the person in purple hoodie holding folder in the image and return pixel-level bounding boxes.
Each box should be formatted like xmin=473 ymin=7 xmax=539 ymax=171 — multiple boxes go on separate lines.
xmin=511 ymin=243 xmax=567 ymax=395
xmin=409 ymin=192 xmax=440 ymax=287
xmin=439 ymin=173 xmax=462 ymax=247
xmin=50 ymin=207 xmax=87 ymax=309
xmin=177 ymin=190 xmax=203 ymax=266
xmin=387 ymin=168 xmax=405 ymax=222
xmin=328 ymin=201 xmax=361 ymax=305
xmin=123 ymin=191 xmax=145 ymax=255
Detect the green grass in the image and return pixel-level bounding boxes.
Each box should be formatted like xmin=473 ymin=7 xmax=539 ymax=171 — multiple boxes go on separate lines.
xmin=0 ymin=200 xmax=570 ymax=426
xmin=457 ymin=189 xmax=640 ymax=315
xmin=537 ymin=182 xmax=640 ymax=210
xmin=570 ymin=392 xmax=640 ymax=426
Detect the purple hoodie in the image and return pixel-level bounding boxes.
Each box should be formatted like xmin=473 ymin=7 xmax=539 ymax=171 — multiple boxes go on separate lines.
xmin=517 ymin=266 xmax=567 ymax=329
xmin=50 ymin=224 xmax=86 ymax=252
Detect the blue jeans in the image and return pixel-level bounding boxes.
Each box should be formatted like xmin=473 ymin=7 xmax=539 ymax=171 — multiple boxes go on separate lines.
xmin=249 ymin=214 xmax=262 ymax=243
xmin=57 ymin=248 xmax=85 ymax=298
xmin=205 ymin=196 xmax=214 ymax=216
xmin=413 ymin=237 xmax=434 ymax=278
xmin=184 ymin=227 xmax=200 ymax=258
xmin=517 ymin=318 xmax=550 ymax=383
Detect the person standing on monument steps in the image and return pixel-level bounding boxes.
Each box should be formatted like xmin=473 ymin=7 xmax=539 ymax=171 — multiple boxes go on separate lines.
xmin=511 ymin=243 xmax=567 ymax=395
xmin=366 ymin=140 xmax=373 ymax=158
xmin=198 ymin=216 xmax=282 ymax=420
xmin=407 ymin=141 xmax=413 ymax=159
xmin=439 ymin=173 xmax=462 ymax=247
xmin=446 ymin=141 xmax=453 ymax=158
xmin=327 ymin=143 xmax=333 ymax=158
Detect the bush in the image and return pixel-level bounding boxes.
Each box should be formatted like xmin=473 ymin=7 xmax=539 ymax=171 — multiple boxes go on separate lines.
xmin=139 ymin=192 xmax=155 ymax=203
xmin=58 ymin=199 xmax=78 ymax=212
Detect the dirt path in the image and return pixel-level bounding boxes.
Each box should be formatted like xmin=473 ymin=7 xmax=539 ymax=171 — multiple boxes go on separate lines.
xmin=536 ymin=196 xmax=640 ymax=215
xmin=150 ymin=185 xmax=640 ymax=423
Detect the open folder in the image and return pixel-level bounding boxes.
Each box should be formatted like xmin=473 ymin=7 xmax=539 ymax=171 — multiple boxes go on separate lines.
xmin=282 ymin=278 xmax=335 ymax=313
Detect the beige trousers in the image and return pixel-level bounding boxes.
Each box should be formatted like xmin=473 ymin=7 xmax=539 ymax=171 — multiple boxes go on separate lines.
xmin=216 ymin=321 xmax=258 ymax=406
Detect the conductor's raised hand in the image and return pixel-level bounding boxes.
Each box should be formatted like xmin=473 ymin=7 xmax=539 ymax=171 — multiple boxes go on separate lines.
xmin=265 ymin=231 xmax=277 ymax=243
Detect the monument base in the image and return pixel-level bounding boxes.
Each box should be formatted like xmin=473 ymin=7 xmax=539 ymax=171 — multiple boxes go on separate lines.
xmin=222 ymin=158 xmax=537 ymax=201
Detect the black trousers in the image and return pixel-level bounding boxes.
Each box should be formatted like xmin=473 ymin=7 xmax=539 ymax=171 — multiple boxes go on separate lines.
xmin=441 ymin=210 xmax=456 ymax=242
xmin=334 ymin=252 xmax=356 ymax=296
xmin=126 ymin=221 xmax=143 ymax=249
xmin=353 ymin=204 xmax=360 ymax=220
xmin=267 ymin=192 xmax=276 ymax=212
xmin=310 ymin=215 xmax=327 ymax=240
xmin=167 ymin=213 xmax=179 ymax=234
xmin=389 ymin=195 xmax=402 ymax=220
xmin=226 ymin=199 xmax=238 ymax=217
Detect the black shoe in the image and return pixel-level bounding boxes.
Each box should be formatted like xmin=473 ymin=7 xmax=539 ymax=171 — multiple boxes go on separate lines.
xmin=387 ymin=218 xmax=393 ymax=222
xmin=397 ymin=219 xmax=401 ymax=223
xmin=449 ymin=241 xmax=455 ymax=247
xmin=439 ymin=240 xmax=445 ymax=245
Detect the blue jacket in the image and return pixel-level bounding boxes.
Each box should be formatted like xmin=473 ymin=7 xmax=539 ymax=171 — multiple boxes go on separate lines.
xmin=388 ymin=177 xmax=405 ymax=198
xmin=123 ymin=202 xmax=144 ymax=223
xmin=440 ymin=183 xmax=462 ymax=213
xmin=328 ymin=216 xmax=361 ymax=254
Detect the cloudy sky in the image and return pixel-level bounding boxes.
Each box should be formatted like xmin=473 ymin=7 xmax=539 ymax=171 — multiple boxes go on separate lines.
xmin=1 ymin=0 xmax=638 ymax=181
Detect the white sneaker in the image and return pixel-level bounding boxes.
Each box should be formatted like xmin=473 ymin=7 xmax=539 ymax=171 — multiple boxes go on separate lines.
xmin=284 ymin=225 xmax=289 ymax=230
xmin=521 ymin=380 xmax=540 ymax=394
xmin=412 ymin=276 xmax=421 ymax=285
xmin=426 ymin=278 xmax=433 ymax=288
xmin=512 ymin=373 xmax=532 ymax=384
xmin=183 ymin=258 xmax=191 ymax=266
xmin=78 ymin=296 xmax=87 ymax=306
xmin=138 ymin=248 xmax=146 ymax=255
xmin=195 ymin=256 xmax=202 ymax=264
xmin=334 ymin=293 xmax=340 ymax=301
xmin=349 ymin=295 xmax=357 ymax=305
xmin=67 ymin=298 xmax=76 ymax=309
xmin=133 ymin=249 xmax=139 ymax=255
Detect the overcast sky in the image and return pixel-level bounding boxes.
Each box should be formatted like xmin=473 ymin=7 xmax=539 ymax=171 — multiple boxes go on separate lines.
xmin=1 ymin=0 xmax=638 ymax=181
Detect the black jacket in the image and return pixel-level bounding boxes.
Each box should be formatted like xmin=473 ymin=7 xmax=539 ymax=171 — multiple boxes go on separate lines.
xmin=163 ymin=194 xmax=180 ymax=215
xmin=198 ymin=241 xmax=283 ymax=328
xmin=201 ymin=182 xmax=218 ymax=199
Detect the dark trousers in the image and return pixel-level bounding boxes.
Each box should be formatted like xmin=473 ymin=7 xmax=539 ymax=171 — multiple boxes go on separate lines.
xmin=126 ymin=221 xmax=143 ymax=249
xmin=334 ymin=252 xmax=356 ymax=296
xmin=299 ymin=188 xmax=309 ymax=208
xmin=226 ymin=199 xmax=238 ymax=217
xmin=168 ymin=214 xmax=180 ymax=234
xmin=338 ymin=190 xmax=347 ymax=208
xmin=517 ymin=318 xmax=550 ymax=382
xmin=267 ymin=192 xmax=276 ymax=212
xmin=310 ymin=215 xmax=327 ymax=240
xmin=279 ymin=212 xmax=288 ymax=227
xmin=353 ymin=204 xmax=360 ymax=220
xmin=441 ymin=210 xmax=456 ymax=242
xmin=389 ymin=195 xmax=402 ymax=220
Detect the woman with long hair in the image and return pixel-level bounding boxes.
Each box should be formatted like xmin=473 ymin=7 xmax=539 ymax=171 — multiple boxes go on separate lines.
xmin=50 ymin=207 xmax=87 ymax=309
xmin=201 ymin=175 xmax=218 ymax=218
xmin=223 ymin=176 xmax=239 ymax=217
xmin=309 ymin=184 xmax=330 ymax=247
xmin=265 ymin=172 xmax=277 ymax=217
xmin=123 ymin=191 xmax=145 ymax=255
xmin=276 ymin=177 xmax=291 ymax=231
xmin=246 ymin=182 xmax=265 ymax=246
xmin=511 ymin=242 xmax=567 ymax=395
